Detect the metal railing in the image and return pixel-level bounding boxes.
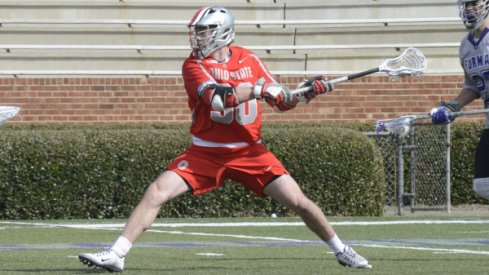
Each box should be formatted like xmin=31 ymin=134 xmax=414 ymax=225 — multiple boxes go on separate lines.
xmin=0 ymin=17 xmax=463 ymax=76
xmin=0 ymin=43 xmax=460 ymax=52
xmin=0 ymin=17 xmax=461 ymax=28
xmin=0 ymin=69 xmax=462 ymax=77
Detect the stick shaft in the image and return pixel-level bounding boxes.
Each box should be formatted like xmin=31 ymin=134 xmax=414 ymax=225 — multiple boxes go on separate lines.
xmin=343 ymin=67 xmax=380 ymax=82
xmin=291 ymin=67 xmax=380 ymax=95
xmin=413 ymin=109 xmax=489 ymax=121
xmin=377 ymin=109 xmax=489 ymax=129
xmin=452 ymin=108 xmax=489 ymax=117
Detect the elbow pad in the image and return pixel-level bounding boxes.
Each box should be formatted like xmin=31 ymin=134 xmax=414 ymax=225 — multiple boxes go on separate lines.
xmin=201 ymin=84 xmax=239 ymax=112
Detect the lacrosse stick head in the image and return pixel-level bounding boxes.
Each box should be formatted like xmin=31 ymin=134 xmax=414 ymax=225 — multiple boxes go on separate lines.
xmin=374 ymin=115 xmax=417 ymax=138
xmin=0 ymin=106 xmax=21 ymax=126
xmin=379 ymin=47 xmax=428 ymax=77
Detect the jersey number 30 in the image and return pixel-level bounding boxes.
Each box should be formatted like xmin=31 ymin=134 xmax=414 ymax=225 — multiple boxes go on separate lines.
xmin=211 ymin=99 xmax=258 ymax=125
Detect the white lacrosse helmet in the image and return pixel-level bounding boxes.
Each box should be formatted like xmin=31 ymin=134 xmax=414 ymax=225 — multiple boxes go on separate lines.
xmin=458 ymin=0 xmax=489 ymax=30
xmin=188 ymin=6 xmax=235 ymax=59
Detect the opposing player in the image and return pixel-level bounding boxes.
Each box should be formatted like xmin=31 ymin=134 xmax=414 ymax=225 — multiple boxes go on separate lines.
xmin=78 ymin=6 xmax=371 ymax=272
xmin=430 ymin=0 xmax=489 ymax=200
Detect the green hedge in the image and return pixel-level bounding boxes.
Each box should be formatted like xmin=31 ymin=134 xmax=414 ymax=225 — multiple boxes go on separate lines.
xmin=450 ymin=123 xmax=487 ymax=204
xmin=0 ymin=125 xmax=385 ymax=219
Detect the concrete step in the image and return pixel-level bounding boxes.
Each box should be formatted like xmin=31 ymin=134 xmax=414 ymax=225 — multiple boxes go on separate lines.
xmin=0 ymin=0 xmax=465 ymax=75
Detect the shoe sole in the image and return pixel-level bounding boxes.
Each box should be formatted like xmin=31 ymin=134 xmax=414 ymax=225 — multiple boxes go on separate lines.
xmin=78 ymin=255 xmax=122 ymax=273
xmin=338 ymin=260 xmax=372 ymax=269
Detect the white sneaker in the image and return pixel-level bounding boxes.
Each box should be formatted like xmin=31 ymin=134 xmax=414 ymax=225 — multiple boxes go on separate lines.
xmin=79 ymin=249 xmax=125 ymax=272
xmin=335 ymin=246 xmax=372 ymax=269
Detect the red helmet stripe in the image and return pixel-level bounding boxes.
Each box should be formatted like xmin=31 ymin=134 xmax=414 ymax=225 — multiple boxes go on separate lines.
xmin=188 ymin=7 xmax=208 ymax=27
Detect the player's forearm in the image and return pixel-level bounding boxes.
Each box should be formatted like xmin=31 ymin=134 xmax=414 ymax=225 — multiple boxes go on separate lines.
xmin=235 ymin=86 xmax=256 ymax=102
xmin=235 ymin=86 xmax=299 ymax=107
xmin=453 ymin=89 xmax=480 ymax=108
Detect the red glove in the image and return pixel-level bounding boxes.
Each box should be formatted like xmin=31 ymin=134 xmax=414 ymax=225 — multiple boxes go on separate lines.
xmin=253 ymin=78 xmax=295 ymax=111
xmin=298 ymin=76 xmax=334 ymax=102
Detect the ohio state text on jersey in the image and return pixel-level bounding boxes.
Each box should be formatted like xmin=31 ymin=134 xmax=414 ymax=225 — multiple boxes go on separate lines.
xmin=182 ymin=46 xmax=276 ymax=144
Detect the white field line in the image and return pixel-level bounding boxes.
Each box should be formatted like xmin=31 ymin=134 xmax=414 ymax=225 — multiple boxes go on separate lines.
xmin=450 ymin=231 xmax=489 ymax=234
xmin=1 ymin=220 xmax=489 ymax=256
xmin=146 ymin=229 xmax=310 ymax=243
xmin=195 ymin=253 xmax=224 ymax=257
xmin=2 ymin=219 xmax=489 ymax=229
xmin=357 ymin=244 xmax=489 ymax=255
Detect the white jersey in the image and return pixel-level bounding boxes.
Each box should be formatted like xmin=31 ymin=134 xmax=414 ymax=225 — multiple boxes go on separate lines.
xmin=460 ymin=28 xmax=489 ymax=129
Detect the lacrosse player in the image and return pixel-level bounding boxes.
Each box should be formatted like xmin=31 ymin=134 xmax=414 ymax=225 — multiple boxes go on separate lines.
xmin=78 ymin=6 xmax=371 ymax=272
xmin=430 ymin=0 xmax=489 ymax=200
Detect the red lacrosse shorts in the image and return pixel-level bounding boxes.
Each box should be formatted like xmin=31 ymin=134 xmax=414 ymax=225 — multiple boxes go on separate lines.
xmin=167 ymin=143 xmax=289 ymax=197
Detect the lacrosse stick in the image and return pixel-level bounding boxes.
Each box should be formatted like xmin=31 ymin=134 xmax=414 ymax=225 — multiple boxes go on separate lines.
xmin=291 ymin=47 xmax=427 ymax=97
xmin=374 ymin=108 xmax=489 ymax=137
xmin=0 ymin=106 xmax=21 ymax=125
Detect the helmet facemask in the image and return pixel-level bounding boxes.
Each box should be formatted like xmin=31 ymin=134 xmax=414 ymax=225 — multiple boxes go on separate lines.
xmin=458 ymin=0 xmax=489 ymax=31
xmin=188 ymin=7 xmax=235 ymax=59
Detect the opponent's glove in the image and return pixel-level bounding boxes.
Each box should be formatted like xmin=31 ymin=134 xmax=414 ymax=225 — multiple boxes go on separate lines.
xmin=430 ymin=106 xmax=453 ymax=124
xmin=429 ymin=100 xmax=461 ymax=124
xmin=297 ymin=76 xmax=334 ymax=102
xmin=253 ymin=77 xmax=294 ymax=111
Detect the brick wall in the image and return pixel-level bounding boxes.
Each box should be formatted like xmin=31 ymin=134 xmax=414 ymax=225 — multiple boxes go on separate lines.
xmin=0 ymin=75 xmax=485 ymax=125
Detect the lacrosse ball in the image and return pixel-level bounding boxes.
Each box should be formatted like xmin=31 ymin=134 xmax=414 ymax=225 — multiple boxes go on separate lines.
xmin=271 ymin=213 xmax=277 ymax=218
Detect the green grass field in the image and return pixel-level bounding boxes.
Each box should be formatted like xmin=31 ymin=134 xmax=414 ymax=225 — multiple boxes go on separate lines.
xmin=1 ymin=216 xmax=488 ymax=274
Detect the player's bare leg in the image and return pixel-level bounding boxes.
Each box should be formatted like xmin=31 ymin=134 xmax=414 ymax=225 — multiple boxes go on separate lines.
xmin=121 ymin=170 xmax=189 ymax=243
xmin=79 ymin=170 xmax=189 ymax=272
xmin=264 ymin=174 xmax=336 ymax=241
xmin=264 ymin=174 xmax=371 ymax=269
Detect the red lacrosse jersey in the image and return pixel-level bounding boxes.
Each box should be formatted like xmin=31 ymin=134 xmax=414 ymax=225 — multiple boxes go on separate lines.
xmin=182 ymin=46 xmax=276 ymax=145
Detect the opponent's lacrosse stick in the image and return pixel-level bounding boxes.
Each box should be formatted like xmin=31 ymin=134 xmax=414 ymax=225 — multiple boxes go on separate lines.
xmin=374 ymin=108 xmax=489 ymax=137
xmin=0 ymin=106 xmax=21 ymax=125
xmin=292 ymin=47 xmax=427 ymax=97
